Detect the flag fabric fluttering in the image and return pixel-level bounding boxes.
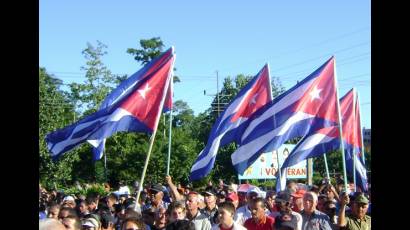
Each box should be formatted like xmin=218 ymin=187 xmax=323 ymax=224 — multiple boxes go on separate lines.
xmin=276 ymin=88 xmax=368 ymax=192
xmin=46 ymin=47 xmax=175 ymax=160
xmin=231 ymin=57 xmax=339 ymax=174
xmin=91 ymin=64 xmax=174 ymax=161
xmin=189 ymin=64 xmax=272 ymax=181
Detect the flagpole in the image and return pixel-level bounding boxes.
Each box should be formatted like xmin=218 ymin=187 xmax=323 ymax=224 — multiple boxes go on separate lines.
xmin=166 ymin=90 xmax=173 ymax=175
xmin=323 ymin=154 xmax=330 ymax=181
xmin=333 ymin=57 xmax=349 ymax=192
xmin=266 ymin=63 xmax=283 ymax=183
xmin=357 ymin=90 xmax=366 ymax=165
xmin=352 ymin=89 xmax=357 ymax=192
xmin=136 ymin=51 xmax=175 ymax=205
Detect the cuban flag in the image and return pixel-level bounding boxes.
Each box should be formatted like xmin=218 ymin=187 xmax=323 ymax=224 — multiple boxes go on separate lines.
xmin=277 ymin=89 xmax=368 ymax=192
xmin=90 ymin=68 xmax=174 ymax=161
xmin=231 ymin=57 xmax=339 ymax=174
xmin=46 ymin=47 xmax=175 ymax=160
xmin=189 ymin=64 xmax=272 ymax=181
xmin=340 ymin=89 xmax=368 ymax=192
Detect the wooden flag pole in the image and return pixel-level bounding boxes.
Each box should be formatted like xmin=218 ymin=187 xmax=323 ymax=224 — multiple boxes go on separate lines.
xmin=333 ymin=58 xmax=349 ymax=192
xmin=136 ymin=52 xmax=175 ymax=205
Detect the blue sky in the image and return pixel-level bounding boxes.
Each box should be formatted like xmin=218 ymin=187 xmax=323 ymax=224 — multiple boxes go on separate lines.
xmin=40 ymin=1 xmax=370 ymax=128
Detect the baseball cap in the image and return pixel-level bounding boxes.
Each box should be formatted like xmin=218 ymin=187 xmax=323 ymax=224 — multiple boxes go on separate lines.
xmin=150 ymin=183 xmax=164 ymax=193
xmin=202 ymin=186 xmax=217 ymax=196
xmin=226 ymin=192 xmax=239 ymax=202
xmin=82 ymin=217 xmax=100 ymax=228
xmin=276 ymin=191 xmax=291 ymax=203
xmin=291 ymin=189 xmax=306 ymax=199
xmin=63 ymin=195 xmax=75 ymax=202
xmin=354 ymin=194 xmax=369 ymax=204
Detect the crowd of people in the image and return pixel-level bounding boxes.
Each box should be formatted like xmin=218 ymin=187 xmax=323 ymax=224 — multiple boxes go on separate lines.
xmin=39 ymin=176 xmax=371 ymax=230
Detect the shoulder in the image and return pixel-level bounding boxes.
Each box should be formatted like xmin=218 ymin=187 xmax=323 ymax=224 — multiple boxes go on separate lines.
xmin=233 ymin=222 xmax=247 ymax=230
xmin=313 ymin=210 xmax=330 ymax=220
xmin=291 ymin=211 xmax=302 ymax=220
xmin=266 ymin=215 xmax=275 ymax=224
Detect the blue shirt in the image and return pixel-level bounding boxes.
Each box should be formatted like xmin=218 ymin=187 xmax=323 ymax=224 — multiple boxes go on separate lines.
xmin=301 ymin=210 xmax=333 ymax=230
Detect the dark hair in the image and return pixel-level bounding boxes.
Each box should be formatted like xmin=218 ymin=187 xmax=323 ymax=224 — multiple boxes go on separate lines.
xmin=121 ymin=217 xmax=146 ymax=230
xmin=251 ymin=197 xmax=266 ymax=208
xmin=218 ymin=202 xmax=236 ymax=215
xmin=86 ymin=195 xmax=99 ymax=205
xmin=63 ymin=215 xmax=82 ymax=230
xmin=100 ymin=212 xmax=115 ymax=229
xmin=59 ymin=207 xmax=78 ymax=218
xmin=166 ymin=219 xmax=195 ymax=230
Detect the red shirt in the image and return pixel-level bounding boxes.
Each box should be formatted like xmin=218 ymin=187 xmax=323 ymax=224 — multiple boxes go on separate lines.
xmin=219 ymin=225 xmax=234 ymax=230
xmin=244 ymin=215 xmax=275 ymax=230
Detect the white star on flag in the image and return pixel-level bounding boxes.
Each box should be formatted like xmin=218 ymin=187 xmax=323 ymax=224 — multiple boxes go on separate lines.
xmin=309 ymin=86 xmax=322 ymax=102
xmin=250 ymin=93 xmax=259 ymax=105
xmin=138 ymin=84 xmax=151 ymax=99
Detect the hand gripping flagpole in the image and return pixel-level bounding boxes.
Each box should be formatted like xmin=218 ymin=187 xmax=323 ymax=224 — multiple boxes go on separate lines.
xmin=136 ymin=50 xmax=176 ymax=205
xmin=266 ymin=63 xmax=284 ymax=187
xmin=333 ymin=57 xmax=349 ymax=192
xmin=352 ymin=89 xmax=357 ymax=192
xmin=166 ymin=80 xmax=174 ymax=176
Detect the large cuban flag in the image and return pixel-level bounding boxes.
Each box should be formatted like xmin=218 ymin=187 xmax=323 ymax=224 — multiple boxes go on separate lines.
xmin=189 ymin=64 xmax=272 ymax=181
xmin=231 ymin=57 xmax=339 ymax=174
xmin=90 ymin=66 xmax=174 ymax=161
xmin=46 ymin=47 xmax=175 ymax=160
xmin=277 ymin=88 xmax=368 ymax=192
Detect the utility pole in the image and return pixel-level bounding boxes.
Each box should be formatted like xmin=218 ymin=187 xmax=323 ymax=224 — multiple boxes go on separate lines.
xmin=203 ymin=70 xmax=231 ymax=115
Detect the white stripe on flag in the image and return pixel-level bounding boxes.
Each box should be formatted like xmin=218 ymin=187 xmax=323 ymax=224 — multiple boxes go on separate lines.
xmin=241 ymin=78 xmax=316 ymax=141
xmin=232 ymin=111 xmax=314 ymax=165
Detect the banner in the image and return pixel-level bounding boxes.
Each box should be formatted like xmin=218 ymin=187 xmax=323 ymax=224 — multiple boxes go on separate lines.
xmin=238 ymin=144 xmax=307 ymax=179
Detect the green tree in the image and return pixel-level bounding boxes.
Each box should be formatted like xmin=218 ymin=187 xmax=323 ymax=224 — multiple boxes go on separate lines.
xmin=39 ymin=67 xmax=81 ymax=189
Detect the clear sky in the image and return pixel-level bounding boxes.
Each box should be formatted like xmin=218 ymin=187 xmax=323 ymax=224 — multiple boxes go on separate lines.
xmin=40 ymin=1 xmax=371 ymax=128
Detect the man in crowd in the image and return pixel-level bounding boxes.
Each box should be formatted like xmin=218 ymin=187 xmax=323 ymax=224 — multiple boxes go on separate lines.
xmin=61 ymin=215 xmax=82 ymax=230
xmin=270 ymin=191 xmax=302 ymax=230
xmin=244 ymin=198 xmax=275 ymax=230
xmin=300 ymin=191 xmax=332 ymax=230
xmin=234 ymin=189 xmax=259 ymax=225
xmin=144 ymin=183 xmax=170 ymax=212
xmin=186 ymin=191 xmax=212 ymax=230
xmin=201 ymin=186 xmax=219 ymax=225
xmin=212 ymin=202 xmax=246 ymax=230
xmin=86 ymin=195 xmax=99 ymax=214
xmin=39 ymin=218 xmax=66 ymax=230
xmin=338 ymin=193 xmax=370 ymax=230
xmin=226 ymin=192 xmax=239 ymax=210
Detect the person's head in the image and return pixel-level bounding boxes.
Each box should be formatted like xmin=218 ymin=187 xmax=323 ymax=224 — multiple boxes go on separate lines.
xmin=237 ymin=191 xmax=247 ymax=207
xmin=286 ymin=181 xmax=297 ymax=194
xmin=202 ymin=186 xmax=217 ymax=209
xmin=291 ymin=190 xmax=306 ymax=213
xmin=149 ymin=184 xmax=164 ymax=206
xmin=265 ymin=190 xmax=276 ymax=209
xmin=197 ymin=194 xmax=206 ymax=210
xmin=78 ymin=200 xmax=88 ymax=215
xmin=323 ymin=200 xmax=337 ymax=218
xmin=275 ymin=191 xmax=292 ymax=212
xmin=82 ymin=215 xmax=101 ymax=230
xmin=217 ymin=190 xmax=226 ymax=204
xmin=170 ymin=201 xmax=186 ymax=222
xmin=86 ymin=195 xmax=99 ymax=212
xmin=142 ymin=209 xmax=155 ymax=226
xmin=47 ymin=203 xmax=60 ymax=219
xmin=100 ymin=212 xmax=115 ymax=230
xmin=121 ymin=217 xmax=146 ymax=230
xmin=165 ymin=219 xmax=195 ymax=230
xmin=303 ymin=192 xmax=318 ymax=215
xmin=249 ymin=198 xmax=266 ymax=222
xmin=186 ymin=192 xmax=200 ymax=214
xmin=351 ymin=193 xmax=369 ymax=219
xmin=154 ymin=207 xmax=168 ymax=229
xmin=106 ymin=193 xmax=118 ymax=209
xmin=39 ymin=218 xmax=66 ymax=230
xmin=62 ymin=196 xmax=77 ymax=209
xmin=62 ymin=215 xmax=82 ymax=230
xmin=309 ymin=185 xmax=320 ymax=194
xmin=322 ymin=185 xmax=335 ymax=200
xmin=226 ymin=192 xmax=239 ymax=209
xmin=316 ymin=194 xmax=327 ymax=212
xmin=217 ymin=202 xmax=236 ymax=227
xmin=58 ymin=207 xmax=77 ymax=220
